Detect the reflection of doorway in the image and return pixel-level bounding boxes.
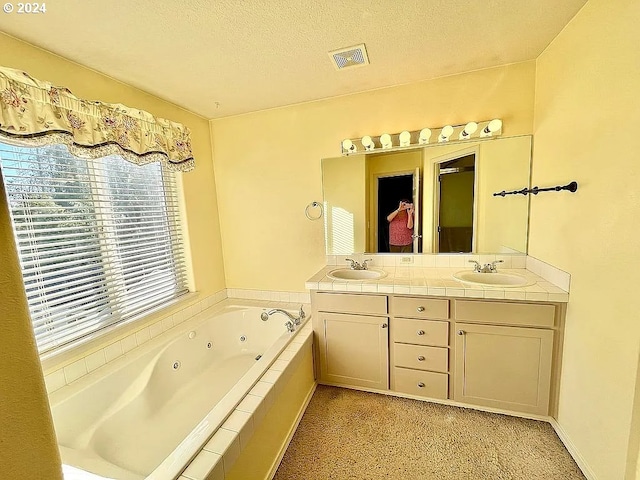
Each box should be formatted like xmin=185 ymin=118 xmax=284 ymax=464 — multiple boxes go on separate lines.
xmin=435 ymin=154 xmax=475 ymax=253
xmin=377 ymin=174 xmax=414 ymax=252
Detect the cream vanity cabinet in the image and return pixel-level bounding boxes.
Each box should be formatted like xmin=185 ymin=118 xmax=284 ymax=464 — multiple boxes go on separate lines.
xmin=311 ymin=290 xmax=564 ymax=417
xmin=453 ymin=300 xmax=556 ymax=416
xmin=312 ymin=292 xmax=389 ymax=390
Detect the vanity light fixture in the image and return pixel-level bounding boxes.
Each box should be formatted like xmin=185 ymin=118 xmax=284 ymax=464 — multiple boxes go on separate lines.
xmin=361 ymin=135 xmax=375 ymax=151
xmin=419 ymin=128 xmax=432 ymax=144
xmin=438 ymin=125 xmax=454 ymax=143
xmin=342 ymin=139 xmax=357 ymax=154
xmin=399 ymin=131 xmax=411 ymax=147
xmin=380 ymin=133 xmax=392 ymax=149
xmin=459 ymin=122 xmax=478 ymax=140
xmin=480 ymin=119 xmax=503 ymax=137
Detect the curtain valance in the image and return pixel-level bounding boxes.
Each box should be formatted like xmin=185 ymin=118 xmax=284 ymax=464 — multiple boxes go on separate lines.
xmin=0 ymin=66 xmax=194 ymax=171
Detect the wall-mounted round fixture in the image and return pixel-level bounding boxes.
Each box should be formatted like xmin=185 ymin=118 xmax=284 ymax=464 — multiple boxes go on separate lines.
xmin=419 ymin=128 xmax=432 ymax=144
xmin=459 ymin=122 xmax=478 ymax=140
xmin=380 ymin=133 xmax=392 ymax=149
xmin=361 ymin=135 xmax=374 ymax=151
xmin=480 ymin=119 xmax=503 ymax=137
xmin=438 ymin=125 xmax=454 ymax=143
xmin=342 ymin=139 xmax=356 ymax=153
xmin=399 ymin=131 xmax=411 ymax=147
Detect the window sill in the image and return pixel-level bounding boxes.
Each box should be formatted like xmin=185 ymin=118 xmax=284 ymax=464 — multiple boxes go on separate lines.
xmin=40 ymin=291 xmax=200 ymax=374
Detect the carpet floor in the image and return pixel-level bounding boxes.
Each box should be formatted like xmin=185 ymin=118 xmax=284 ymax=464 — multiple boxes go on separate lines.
xmin=274 ymin=385 xmax=585 ymax=480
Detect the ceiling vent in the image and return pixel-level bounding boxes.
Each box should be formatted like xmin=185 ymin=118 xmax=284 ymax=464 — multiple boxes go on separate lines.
xmin=328 ymin=44 xmax=369 ymax=70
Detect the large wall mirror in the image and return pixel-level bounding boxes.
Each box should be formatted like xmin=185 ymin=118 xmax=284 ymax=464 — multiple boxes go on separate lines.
xmin=322 ymin=135 xmax=532 ymax=255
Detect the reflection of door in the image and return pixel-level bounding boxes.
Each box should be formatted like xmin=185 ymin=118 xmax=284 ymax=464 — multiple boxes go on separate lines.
xmin=412 ymin=167 xmax=421 ymax=253
xmin=435 ymin=154 xmax=475 ymax=253
xmin=376 ymin=174 xmax=414 ymax=253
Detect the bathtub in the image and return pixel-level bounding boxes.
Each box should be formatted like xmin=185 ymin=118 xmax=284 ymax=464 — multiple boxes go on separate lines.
xmin=49 ymin=304 xmax=309 ymax=480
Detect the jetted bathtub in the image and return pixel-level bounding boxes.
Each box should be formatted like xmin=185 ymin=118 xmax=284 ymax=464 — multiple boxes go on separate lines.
xmin=49 ymin=304 xmax=308 ymax=480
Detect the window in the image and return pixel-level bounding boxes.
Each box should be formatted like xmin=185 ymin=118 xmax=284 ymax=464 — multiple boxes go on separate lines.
xmin=0 ymin=143 xmax=189 ymax=353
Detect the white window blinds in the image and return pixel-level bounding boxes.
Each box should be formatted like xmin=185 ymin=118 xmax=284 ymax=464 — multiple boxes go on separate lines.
xmin=0 ymin=143 xmax=189 ymax=353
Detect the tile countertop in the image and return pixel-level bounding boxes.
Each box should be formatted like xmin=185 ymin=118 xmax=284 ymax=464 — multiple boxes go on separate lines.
xmin=305 ymin=266 xmax=569 ymax=303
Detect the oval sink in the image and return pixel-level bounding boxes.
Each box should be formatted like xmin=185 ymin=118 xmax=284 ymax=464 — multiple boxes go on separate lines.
xmin=453 ymin=271 xmax=533 ymax=287
xmin=327 ymin=268 xmax=387 ymax=281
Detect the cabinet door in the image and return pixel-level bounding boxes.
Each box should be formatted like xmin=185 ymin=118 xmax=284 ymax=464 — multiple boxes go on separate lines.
xmin=454 ymin=323 xmax=553 ymax=415
xmin=318 ymin=312 xmax=389 ymax=390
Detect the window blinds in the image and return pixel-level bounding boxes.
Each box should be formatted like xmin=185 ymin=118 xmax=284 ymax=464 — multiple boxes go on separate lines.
xmin=0 ymin=143 xmax=189 ymax=353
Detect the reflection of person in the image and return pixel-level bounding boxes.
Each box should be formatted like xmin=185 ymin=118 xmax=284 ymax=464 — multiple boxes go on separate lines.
xmin=386 ymin=199 xmax=414 ymax=253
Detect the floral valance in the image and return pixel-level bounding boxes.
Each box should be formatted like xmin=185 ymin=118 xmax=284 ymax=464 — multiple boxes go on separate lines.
xmin=0 ymin=66 xmax=194 ymax=172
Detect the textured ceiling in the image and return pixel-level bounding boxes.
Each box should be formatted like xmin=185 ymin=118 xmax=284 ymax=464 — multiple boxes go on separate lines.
xmin=0 ymin=0 xmax=586 ymax=118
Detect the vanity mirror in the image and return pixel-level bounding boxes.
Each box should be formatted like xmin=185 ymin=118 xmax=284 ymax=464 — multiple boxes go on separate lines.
xmin=322 ymin=135 xmax=531 ymax=255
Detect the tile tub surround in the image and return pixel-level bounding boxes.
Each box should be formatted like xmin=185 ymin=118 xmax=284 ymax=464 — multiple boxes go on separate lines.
xmin=178 ymin=323 xmax=313 ymax=480
xmin=306 ymin=262 xmax=569 ymax=303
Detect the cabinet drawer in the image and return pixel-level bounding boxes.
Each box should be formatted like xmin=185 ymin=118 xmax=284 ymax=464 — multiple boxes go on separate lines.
xmin=392 ymin=367 xmax=448 ymax=399
xmin=392 ymin=318 xmax=449 ymax=347
xmin=392 ymin=296 xmax=449 ymax=320
xmin=315 ymin=292 xmax=387 ymax=315
xmin=393 ymin=343 xmax=448 ymax=373
xmin=454 ymin=300 xmax=555 ymax=328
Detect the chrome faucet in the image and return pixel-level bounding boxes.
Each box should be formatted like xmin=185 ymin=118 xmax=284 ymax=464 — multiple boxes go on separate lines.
xmin=260 ymin=305 xmax=306 ymax=329
xmin=469 ymin=259 xmax=504 ymax=273
xmin=346 ymin=258 xmax=373 ymax=270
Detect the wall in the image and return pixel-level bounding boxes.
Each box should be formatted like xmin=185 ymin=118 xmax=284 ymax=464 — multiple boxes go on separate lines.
xmin=529 ymin=0 xmax=640 ymax=478
xmin=0 ymin=170 xmax=62 ymax=478
xmin=211 ymin=61 xmax=536 ymax=291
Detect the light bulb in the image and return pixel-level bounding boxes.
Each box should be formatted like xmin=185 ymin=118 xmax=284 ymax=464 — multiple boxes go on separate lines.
xmin=439 ymin=125 xmax=454 ymax=142
xmin=380 ymin=133 xmax=392 ymax=148
xmin=399 ymin=131 xmax=411 ymax=147
xmin=342 ymin=139 xmax=355 ymax=153
xmin=419 ymin=128 xmax=431 ymax=144
xmin=481 ymin=119 xmax=503 ymax=137
xmin=361 ymin=135 xmax=374 ymax=151
xmin=459 ymin=122 xmax=478 ymax=140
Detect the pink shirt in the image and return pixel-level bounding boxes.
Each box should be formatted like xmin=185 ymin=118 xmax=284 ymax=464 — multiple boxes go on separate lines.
xmin=389 ymin=210 xmax=413 ymax=246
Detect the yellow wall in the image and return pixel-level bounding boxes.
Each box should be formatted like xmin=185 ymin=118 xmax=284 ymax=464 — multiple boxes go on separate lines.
xmin=211 ymin=61 xmax=536 ymax=291
xmin=0 ymin=170 xmax=62 ymax=478
xmin=529 ymin=1 xmax=640 ymax=478
xmin=322 ymin=154 xmax=366 ymax=254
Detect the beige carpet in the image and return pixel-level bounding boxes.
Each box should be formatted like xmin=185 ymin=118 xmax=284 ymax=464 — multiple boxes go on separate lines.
xmin=274 ymin=385 xmax=585 ymax=480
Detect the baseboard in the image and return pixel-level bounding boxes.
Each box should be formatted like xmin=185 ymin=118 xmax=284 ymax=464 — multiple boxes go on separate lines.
xmin=550 ymin=418 xmax=597 ymax=480
xmin=266 ymin=381 xmax=318 ymax=480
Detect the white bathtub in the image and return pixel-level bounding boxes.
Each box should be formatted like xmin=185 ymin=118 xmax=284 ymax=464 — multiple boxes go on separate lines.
xmin=49 ymin=304 xmax=307 ymax=480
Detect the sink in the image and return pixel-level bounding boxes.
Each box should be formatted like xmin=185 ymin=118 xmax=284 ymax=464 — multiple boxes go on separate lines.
xmin=453 ymin=271 xmax=533 ymax=287
xmin=327 ymin=268 xmax=387 ymax=281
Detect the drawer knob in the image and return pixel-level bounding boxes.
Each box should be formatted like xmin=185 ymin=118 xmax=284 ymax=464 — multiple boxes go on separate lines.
xmin=417 ymin=330 xmax=425 ymax=336
xmin=381 ymin=323 xmax=388 ymax=329
xmin=417 ymin=355 xmax=425 ymax=361
xmin=417 ymin=382 xmax=425 ymax=388
xmin=417 ymin=306 xmax=425 ymax=312
xmin=457 ymin=330 xmax=465 ymax=335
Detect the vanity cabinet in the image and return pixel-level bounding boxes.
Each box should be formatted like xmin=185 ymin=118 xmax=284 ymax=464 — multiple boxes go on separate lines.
xmin=311 ymin=290 xmax=563 ymax=418
xmin=452 ymin=300 xmax=556 ymax=416
xmin=390 ymin=296 xmax=450 ymax=400
xmin=313 ymin=292 xmax=389 ymax=390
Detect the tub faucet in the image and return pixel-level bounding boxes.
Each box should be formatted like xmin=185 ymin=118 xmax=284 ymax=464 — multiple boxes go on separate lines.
xmin=260 ymin=305 xmax=306 ymax=328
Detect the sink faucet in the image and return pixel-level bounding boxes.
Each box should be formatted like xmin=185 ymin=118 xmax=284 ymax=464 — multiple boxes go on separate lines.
xmin=469 ymin=259 xmax=504 ymax=273
xmin=260 ymin=305 xmax=306 ymax=329
xmin=346 ymin=258 xmax=373 ymax=270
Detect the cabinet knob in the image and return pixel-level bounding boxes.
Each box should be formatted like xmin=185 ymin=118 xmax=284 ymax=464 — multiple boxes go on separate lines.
xmin=417 ymin=306 xmax=425 ymax=312
xmin=417 ymin=382 xmax=425 ymax=388
xmin=417 ymin=330 xmax=425 ymax=336
xmin=457 ymin=330 xmax=465 ymax=335
xmin=381 ymin=323 xmax=388 ymax=329
xmin=417 ymin=355 xmax=425 ymax=361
